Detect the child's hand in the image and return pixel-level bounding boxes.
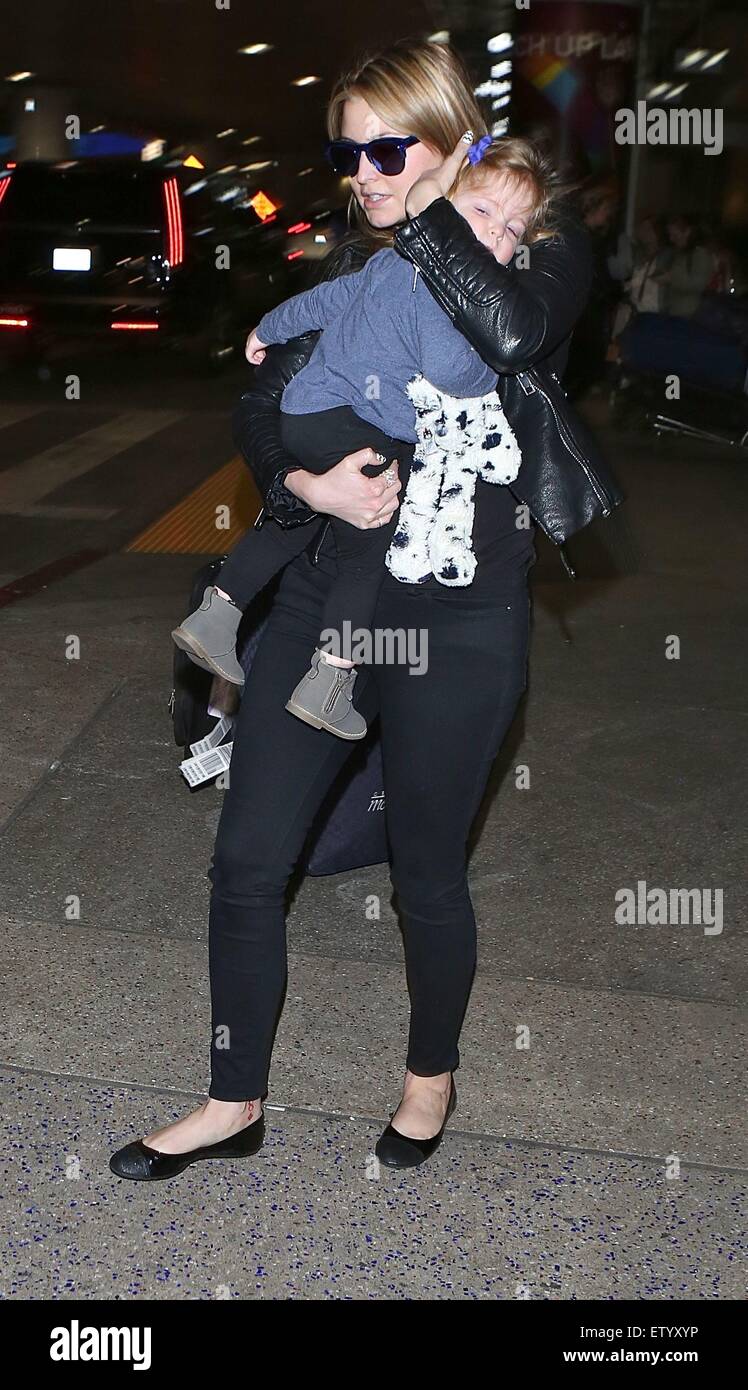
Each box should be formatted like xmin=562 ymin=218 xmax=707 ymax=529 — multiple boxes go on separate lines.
xmin=405 ymin=131 xmax=474 ymax=220
xmin=245 ymin=328 xmax=268 ymax=365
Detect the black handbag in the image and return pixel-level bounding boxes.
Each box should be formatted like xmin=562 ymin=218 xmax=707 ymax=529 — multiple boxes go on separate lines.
xmin=170 ymin=558 xmax=389 ymax=876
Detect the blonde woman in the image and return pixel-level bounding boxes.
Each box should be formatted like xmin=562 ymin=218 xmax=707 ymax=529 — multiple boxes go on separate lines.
xmin=111 ymin=38 xmax=621 ymax=1179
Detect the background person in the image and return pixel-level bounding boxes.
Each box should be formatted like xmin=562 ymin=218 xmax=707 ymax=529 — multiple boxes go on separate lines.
xmin=658 ymin=214 xmax=715 ymax=318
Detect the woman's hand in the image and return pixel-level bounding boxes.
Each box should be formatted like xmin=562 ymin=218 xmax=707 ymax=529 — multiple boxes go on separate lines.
xmin=286 ymin=449 xmax=401 ymax=530
xmin=245 ymin=328 xmax=268 ymax=365
xmin=404 ymin=130 xmax=475 ymax=220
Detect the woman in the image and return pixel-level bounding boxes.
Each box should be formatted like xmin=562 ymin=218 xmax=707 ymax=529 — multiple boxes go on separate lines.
xmin=612 ymin=215 xmax=671 ymax=339
xmin=659 ymin=215 xmax=714 ymax=318
xmin=111 ymin=38 xmax=622 ymax=1180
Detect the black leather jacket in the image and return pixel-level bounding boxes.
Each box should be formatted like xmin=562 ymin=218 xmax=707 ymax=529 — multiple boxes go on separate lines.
xmin=233 ymin=196 xmax=624 ymax=563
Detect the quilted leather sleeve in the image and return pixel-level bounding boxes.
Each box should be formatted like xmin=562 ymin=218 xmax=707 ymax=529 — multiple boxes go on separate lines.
xmin=393 ymin=197 xmax=593 ymax=375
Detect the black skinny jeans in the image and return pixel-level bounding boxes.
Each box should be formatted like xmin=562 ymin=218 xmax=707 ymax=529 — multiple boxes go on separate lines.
xmin=207 ymin=541 xmax=531 ymax=1101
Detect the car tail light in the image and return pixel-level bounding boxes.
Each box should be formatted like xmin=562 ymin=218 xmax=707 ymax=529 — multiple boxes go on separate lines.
xmin=287 ymin=249 xmax=304 ymax=262
xmin=0 ymin=176 xmax=12 ymax=206
xmin=0 ymin=316 xmax=29 ymax=328
xmin=162 ymin=177 xmax=184 ymax=267
xmin=111 ymin=320 xmax=160 ymax=331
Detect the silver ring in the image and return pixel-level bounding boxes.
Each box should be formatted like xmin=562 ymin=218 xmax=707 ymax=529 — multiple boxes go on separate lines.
xmin=383 ymin=468 xmax=395 ymax=485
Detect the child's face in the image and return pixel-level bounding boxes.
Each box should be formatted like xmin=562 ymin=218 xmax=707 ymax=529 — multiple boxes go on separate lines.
xmin=451 ymin=170 xmax=535 ymax=265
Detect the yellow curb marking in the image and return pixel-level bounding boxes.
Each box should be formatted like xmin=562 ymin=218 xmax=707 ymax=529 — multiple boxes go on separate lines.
xmin=126 ymin=455 xmax=261 ymax=554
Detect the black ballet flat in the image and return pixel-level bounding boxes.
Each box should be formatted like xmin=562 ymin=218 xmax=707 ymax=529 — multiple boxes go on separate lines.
xmin=109 ymin=1111 xmax=265 ymax=1181
xmin=375 ymin=1077 xmax=457 ymax=1169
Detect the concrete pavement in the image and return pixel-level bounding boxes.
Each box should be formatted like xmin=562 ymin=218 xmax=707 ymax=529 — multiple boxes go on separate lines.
xmin=0 ymin=379 xmax=746 ymax=1300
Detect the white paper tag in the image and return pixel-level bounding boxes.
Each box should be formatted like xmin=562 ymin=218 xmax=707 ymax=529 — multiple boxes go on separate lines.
xmin=180 ymin=741 xmax=233 ymax=787
xmin=208 ymin=699 xmax=238 ymax=719
xmin=189 ymin=714 xmax=233 ymax=758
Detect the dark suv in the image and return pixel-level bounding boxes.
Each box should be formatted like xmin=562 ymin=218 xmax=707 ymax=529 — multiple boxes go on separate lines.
xmin=0 ymin=159 xmax=296 ymax=368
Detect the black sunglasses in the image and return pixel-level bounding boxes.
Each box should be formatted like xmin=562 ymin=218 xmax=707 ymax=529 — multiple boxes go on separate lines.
xmin=324 ymin=135 xmax=420 ymax=177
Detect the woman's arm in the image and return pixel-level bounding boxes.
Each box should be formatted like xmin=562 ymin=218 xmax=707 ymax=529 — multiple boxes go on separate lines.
xmin=232 ymin=351 xmax=402 ymax=531
xmin=394 ymin=196 xmax=593 ymax=374
xmin=234 ymin=237 xmax=381 ymax=527
xmin=232 ymin=333 xmax=321 ymax=527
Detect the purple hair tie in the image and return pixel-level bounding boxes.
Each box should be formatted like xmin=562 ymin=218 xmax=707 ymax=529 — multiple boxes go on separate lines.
xmin=467 ymin=134 xmax=493 ymax=165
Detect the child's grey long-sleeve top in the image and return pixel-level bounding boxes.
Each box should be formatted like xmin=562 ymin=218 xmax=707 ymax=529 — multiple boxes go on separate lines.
xmin=254 ymin=247 xmax=498 ymax=444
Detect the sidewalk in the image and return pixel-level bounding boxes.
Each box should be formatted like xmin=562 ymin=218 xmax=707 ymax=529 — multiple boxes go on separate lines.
xmin=1 ymin=421 xmax=746 ymax=1300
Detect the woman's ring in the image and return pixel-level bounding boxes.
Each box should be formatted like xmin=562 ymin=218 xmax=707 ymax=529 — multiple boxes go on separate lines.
xmin=383 ymin=468 xmax=396 ymax=486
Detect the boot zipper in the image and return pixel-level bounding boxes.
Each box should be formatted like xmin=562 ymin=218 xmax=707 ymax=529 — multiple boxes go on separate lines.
xmin=322 ymin=671 xmax=346 ymax=713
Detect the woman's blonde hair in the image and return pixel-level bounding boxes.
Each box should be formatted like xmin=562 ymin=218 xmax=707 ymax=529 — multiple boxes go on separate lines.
xmin=451 ymin=136 xmax=563 ymax=243
xmin=326 ymin=37 xmax=488 ymax=247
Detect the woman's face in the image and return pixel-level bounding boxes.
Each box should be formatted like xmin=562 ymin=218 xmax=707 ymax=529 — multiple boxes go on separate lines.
xmin=340 ymin=94 xmax=443 ymax=229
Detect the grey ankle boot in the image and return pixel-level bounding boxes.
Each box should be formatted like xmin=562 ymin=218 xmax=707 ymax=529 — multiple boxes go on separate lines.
xmin=171 ymin=586 xmax=245 ymax=686
xmin=286 ymin=649 xmax=367 ymax=740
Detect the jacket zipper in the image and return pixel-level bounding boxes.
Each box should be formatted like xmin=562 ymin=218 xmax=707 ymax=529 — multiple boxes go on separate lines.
xmin=521 ymin=370 xmax=611 ymax=514
xmin=312 ymin=519 xmax=330 ymax=564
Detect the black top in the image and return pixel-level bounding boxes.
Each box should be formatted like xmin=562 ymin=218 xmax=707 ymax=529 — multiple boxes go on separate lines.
xmin=314 ymin=439 xmax=535 ymax=595
xmin=469 ymin=476 xmax=536 ymax=582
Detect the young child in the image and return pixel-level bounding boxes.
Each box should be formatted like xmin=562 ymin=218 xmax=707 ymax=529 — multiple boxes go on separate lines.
xmin=172 ymin=135 xmax=555 ymax=740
